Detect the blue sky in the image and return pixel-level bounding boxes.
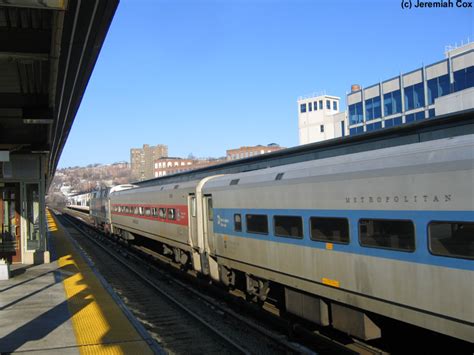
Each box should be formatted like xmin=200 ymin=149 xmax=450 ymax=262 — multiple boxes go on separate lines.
xmin=59 ymin=0 xmax=473 ymax=168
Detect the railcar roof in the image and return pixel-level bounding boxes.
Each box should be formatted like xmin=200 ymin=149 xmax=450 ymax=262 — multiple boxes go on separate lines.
xmin=201 ymin=134 xmax=474 ymax=190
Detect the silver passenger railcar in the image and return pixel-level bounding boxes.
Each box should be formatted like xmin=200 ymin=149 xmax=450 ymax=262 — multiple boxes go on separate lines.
xmin=106 ymin=134 xmax=473 ymax=343
xmin=202 ymin=134 xmax=473 ymax=341
xmin=90 ymin=184 xmax=136 ymax=233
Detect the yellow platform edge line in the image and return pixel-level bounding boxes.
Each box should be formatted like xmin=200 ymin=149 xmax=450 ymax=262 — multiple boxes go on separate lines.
xmin=47 ymin=210 xmax=153 ymax=355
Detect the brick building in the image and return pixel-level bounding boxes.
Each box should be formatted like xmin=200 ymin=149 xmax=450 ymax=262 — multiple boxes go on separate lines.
xmin=154 ymin=157 xmax=225 ymax=177
xmin=130 ymin=144 xmax=168 ymax=181
xmin=226 ymin=143 xmax=285 ymax=161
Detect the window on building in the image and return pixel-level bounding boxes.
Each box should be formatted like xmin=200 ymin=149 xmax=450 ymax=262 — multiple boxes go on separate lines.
xmin=428 ymin=108 xmax=436 ymax=118
xmin=320 ymin=125 xmax=324 ymax=133
xmin=314 ymin=101 xmax=318 ymax=111
xmin=274 ymin=216 xmax=303 ymax=238
xmin=234 ymin=214 xmax=242 ymax=232
xmin=428 ymin=221 xmax=474 ymax=259
xmin=404 ymin=82 xmax=425 ymax=111
xmin=246 ymin=214 xmax=268 ymax=234
xmin=416 ymin=111 xmax=425 ymax=120
xmin=319 ymin=100 xmax=323 ymax=110
xmin=384 ymin=90 xmax=402 ymax=116
xmin=366 ymin=121 xmax=382 ymax=131
xmin=349 ymin=102 xmax=363 ymax=124
xmin=333 ymin=101 xmax=338 ymax=111
xmin=384 ymin=116 xmax=402 ymax=128
xmin=359 ymin=219 xmax=415 ymax=251
xmin=300 ymin=103 xmax=307 ymax=113
xmin=365 ymin=96 xmax=382 ymax=121
xmin=453 ymin=66 xmax=474 ymax=92
xmin=310 ymin=217 xmax=349 ymax=244
xmin=406 ymin=111 xmax=425 ymax=123
xmin=308 ymin=102 xmax=313 ymax=111
xmin=326 ymin=100 xmax=330 ymax=109
xmin=427 ymin=74 xmax=450 ymax=105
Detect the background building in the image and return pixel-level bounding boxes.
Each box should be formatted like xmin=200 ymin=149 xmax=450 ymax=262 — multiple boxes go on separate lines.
xmin=226 ymin=144 xmax=285 ymax=160
xmin=347 ymin=42 xmax=473 ymax=135
xmin=154 ymin=157 xmax=225 ymax=177
xmin=131 ymin=144 xmax=168 ymax=181
xmin=298 ymin=94 xmax=346 ymax=145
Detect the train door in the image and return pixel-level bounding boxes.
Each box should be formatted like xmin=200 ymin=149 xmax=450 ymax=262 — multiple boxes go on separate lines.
xmin=188 ymin=194 xmax=201 ymax=271
xmin=203 ymin=195 xmax=215 ymax=251
xmin=188 ymin=194 xmax=198 ymax=247
xmin=203 ymin=194 xmax=219 ymax=281
xmin=0 ymin=183 xmax=21 ymax=263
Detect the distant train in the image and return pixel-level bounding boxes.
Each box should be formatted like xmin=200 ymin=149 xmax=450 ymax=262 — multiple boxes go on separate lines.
xmin=86 ymin=134 xmax=473 ymax=343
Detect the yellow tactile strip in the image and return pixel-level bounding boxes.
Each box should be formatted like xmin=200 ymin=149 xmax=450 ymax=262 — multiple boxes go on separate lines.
xmin=47 ymin=210 xmax=153 ymax=355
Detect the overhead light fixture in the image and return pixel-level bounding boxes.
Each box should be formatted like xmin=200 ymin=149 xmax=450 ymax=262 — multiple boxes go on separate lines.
xmin=23 ymin=119 xmax=53 ymax=124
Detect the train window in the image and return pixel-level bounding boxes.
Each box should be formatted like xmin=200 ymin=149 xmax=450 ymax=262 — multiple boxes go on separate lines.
xmin=310 ymin=217 xmax=349 ymax=244
xmin=230 ymin=179 xmax=239 ymax=186
xmin=134 ymin=207 xmax=139 ymax=215
xmin=139 ymin=207 xmax=144 ymax=215
xmin=359 ymin=219 xmax=415 ymax=251
xmin=152 ymin=208 xmax=158 ymax=217
xmin=168 ymin=208 xmax=176 ymax=220
xmin=275 ymin=173 xmax=284 ymax=181
xmin=428 ymin=221 xmax=474 ymax=260
xmin=207 ymin=198 xmax=213 ymax=221
xmin=159 ymin=208 xmax=166 ymax=219
xmin=191 ymin=197 xmax=197 ymax=217
xmin=274 ymin=216 xmax=303 ymax=238
xmin=234 ymin=214 xmax=242 ymax=232
xmin=125 ymin=207 xmax=130 ymax=213
xmin=145 ymin=208 xmax=151 ymax=216
xmin=246 ymin=214 xmax=268 ymax=235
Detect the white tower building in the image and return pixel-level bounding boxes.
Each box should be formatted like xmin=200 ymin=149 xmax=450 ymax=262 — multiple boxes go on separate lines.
xmin=297 ymin=94 xmax=347 ymax=145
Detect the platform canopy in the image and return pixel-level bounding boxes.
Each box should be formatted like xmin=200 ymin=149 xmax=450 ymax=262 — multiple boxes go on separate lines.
xmin=0 ymin=0 xmax=118 ymax=186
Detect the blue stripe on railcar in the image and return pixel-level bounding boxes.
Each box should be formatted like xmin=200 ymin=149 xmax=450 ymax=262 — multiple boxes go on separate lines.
xmin=212 ymin=208 xmax=474 ymax=271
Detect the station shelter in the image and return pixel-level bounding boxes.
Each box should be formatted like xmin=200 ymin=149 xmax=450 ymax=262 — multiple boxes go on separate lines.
xmin=0 ymin=0 xmax=118 ymax=271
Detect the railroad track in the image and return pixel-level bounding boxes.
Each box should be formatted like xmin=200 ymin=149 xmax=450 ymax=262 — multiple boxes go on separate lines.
xmin=56 ymin=210 xmax=314 ymax=354
xmin=62 ymin=207 xmax=396 ymax=355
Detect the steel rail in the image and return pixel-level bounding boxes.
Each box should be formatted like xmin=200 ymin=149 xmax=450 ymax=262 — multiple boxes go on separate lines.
xmin=60 ymin=212 xmax=251 ymax=354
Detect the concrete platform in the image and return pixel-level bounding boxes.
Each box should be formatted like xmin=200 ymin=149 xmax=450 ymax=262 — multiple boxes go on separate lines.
xmin=0 ymin=211 xmax=158 ymax=354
